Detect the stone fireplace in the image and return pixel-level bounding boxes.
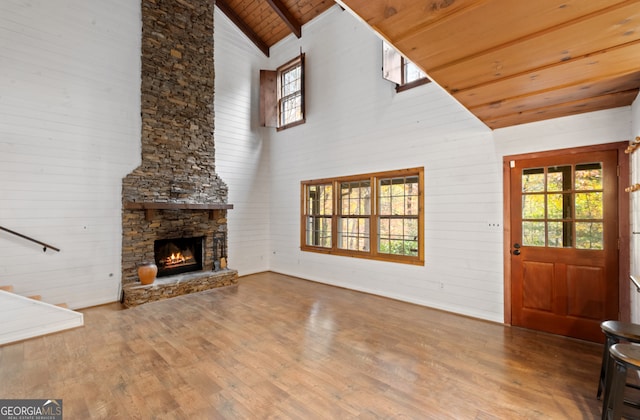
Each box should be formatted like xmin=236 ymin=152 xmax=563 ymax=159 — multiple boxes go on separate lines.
xmin=121 ymin=0 xmax=238 ymax=307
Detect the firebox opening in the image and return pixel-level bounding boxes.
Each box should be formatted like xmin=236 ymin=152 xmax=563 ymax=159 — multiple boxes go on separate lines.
xmin=154 ymin=236 xmax=204 ymax=277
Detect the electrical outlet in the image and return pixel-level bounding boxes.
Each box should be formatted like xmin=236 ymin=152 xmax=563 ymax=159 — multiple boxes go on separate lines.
xmin=487 ymin=221 xmax=502 ymax=232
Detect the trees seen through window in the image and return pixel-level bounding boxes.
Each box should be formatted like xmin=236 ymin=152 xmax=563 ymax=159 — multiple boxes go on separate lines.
xmin=302 ymin=168 xmax=424 ymax=265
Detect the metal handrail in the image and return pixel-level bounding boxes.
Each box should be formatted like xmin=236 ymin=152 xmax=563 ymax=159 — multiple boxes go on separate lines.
xmin=0 ymin=226 xmax=60 ymax=252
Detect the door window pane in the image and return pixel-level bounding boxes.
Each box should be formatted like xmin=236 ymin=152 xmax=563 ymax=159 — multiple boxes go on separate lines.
xmin=576 ymin=222 xmax=603 ymax=249
xmin=548 ymin=194 xmax=561 ymax=219
xmin=548 ymin=222 xmax=563 ymax=248
xmin=575 ymin=192 xmax=603 ymax=219
xmin=575 ymin=163 xmax=603 ymax=190
xmin=523 ymin=168 xmax=544 ymax=192
xmin=547 ymin=166 xmax=571 ymax=192
xmin=548 ymin=194 xmax=570 ymax=219
xmin=548 ymin=221 xmax=572 ymax=248
xmin=523 ymin=221 xmax=545 ymax=246
xmin=523 ymin=195 xmax=545 ymax=219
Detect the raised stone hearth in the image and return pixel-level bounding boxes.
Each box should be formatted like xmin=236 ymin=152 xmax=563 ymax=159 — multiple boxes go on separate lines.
xmin=122 ymin=269 xmax=238 ymax=308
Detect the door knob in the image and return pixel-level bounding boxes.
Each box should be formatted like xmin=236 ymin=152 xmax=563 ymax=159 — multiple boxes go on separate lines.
xmin=513 ymin=249 xmax=521 ymax=255
xmin=513 ymin=243 xmax=521 ymax=248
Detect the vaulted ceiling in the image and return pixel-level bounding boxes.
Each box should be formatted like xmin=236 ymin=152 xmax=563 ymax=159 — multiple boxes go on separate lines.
xmin=218 ymin=0 xmax=640 ymax=130
xmin=215 ymin=0 xmax=335 ymax=55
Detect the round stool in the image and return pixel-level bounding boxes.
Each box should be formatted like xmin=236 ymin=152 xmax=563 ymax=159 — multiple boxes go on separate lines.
xmin=598 ymin=321 xmax=640 ymax=400
xmin=602 ymin=343 xmax=640 ymax=420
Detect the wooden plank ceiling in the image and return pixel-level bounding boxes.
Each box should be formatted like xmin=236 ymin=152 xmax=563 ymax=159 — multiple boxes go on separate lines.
xmin=219 ymin=0 xmax=640 ymax=129
xmin=216 ymin=0 xmax=335 ymax=56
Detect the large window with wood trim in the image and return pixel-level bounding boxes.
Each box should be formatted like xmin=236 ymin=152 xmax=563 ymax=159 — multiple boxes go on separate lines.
xmin=260 ymin=54 xmax=305 ymax=130
xmin=301 ymin=168 xmax=424 ymax=265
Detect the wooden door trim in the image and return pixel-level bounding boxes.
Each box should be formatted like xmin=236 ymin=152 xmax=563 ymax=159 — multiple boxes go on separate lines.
xmin=503 ymin=141 xmax=630 ymax=324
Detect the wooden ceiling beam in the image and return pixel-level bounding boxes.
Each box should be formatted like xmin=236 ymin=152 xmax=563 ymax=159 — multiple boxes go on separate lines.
xmin=216 ymin=0 xmax=270 ymax=56
xmin=265 ymin=0 xmax=302 ymax=38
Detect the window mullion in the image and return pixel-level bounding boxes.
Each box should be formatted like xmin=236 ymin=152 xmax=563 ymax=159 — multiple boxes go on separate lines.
xmin=371 ymin=175 xmax=378 ymax=257
xmin=331 ymin=181 xmax=342 ymax=251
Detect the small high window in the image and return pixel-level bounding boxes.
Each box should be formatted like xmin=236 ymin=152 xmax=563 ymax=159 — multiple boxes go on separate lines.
xmin=260 ymin=54 xmax=305 ymax=130
xmin=382 ymin=41 xmax=430 ymax=92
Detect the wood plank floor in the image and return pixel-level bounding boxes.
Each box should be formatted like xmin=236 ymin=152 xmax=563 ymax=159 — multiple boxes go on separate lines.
xmin=0 ymin=272 xmax=608 ymax=419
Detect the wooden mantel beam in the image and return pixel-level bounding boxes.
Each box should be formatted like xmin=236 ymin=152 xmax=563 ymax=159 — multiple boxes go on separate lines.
xmin=215 ymin=0 xmax=270 ymax=57
xmin=124 ymin=201 xmax=233 ymax=221
xmin=124 ymin=202 xmax=233 ymax=210
xmin=265 ymin=0 xmax=302 ymax=39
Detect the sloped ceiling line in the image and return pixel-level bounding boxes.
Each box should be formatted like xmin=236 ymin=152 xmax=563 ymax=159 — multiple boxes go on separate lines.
xmin=215 ymin=0 xmax=307 ymax=57
xmin=265 ymin=0 xmax=302 ymax=38
xmin=337 ymin=0 xmax=640 ymax=129
xmin=216 ymin=0 xmax=270 ymax=56
xmin=218 ymin=0 xmax=640 ymax=128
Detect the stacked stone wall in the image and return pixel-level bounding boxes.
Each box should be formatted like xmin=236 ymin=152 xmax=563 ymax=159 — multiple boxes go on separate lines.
xmin=123 ymin=0 xmax=226 ymax=205
xmin=122 ymin=0 xmax=232 ymax=294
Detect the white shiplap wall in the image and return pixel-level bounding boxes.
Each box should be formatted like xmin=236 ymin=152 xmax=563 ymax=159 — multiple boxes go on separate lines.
xmin=260 ymin=6 xmax=635 ymax=323
xmin=213 ymin=9 xmax=272 ymax=276
xmin=266 ymin=7 xmax=505 ymax=321
xmin=0 ymin=1 xmax=141 ymax=308
xmin=493 ymin=108 xmax=632 ymax=156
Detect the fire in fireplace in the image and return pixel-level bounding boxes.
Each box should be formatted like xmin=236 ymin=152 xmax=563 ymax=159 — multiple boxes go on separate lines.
xmin=154 ymin=237 xmax=204 ymax=277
